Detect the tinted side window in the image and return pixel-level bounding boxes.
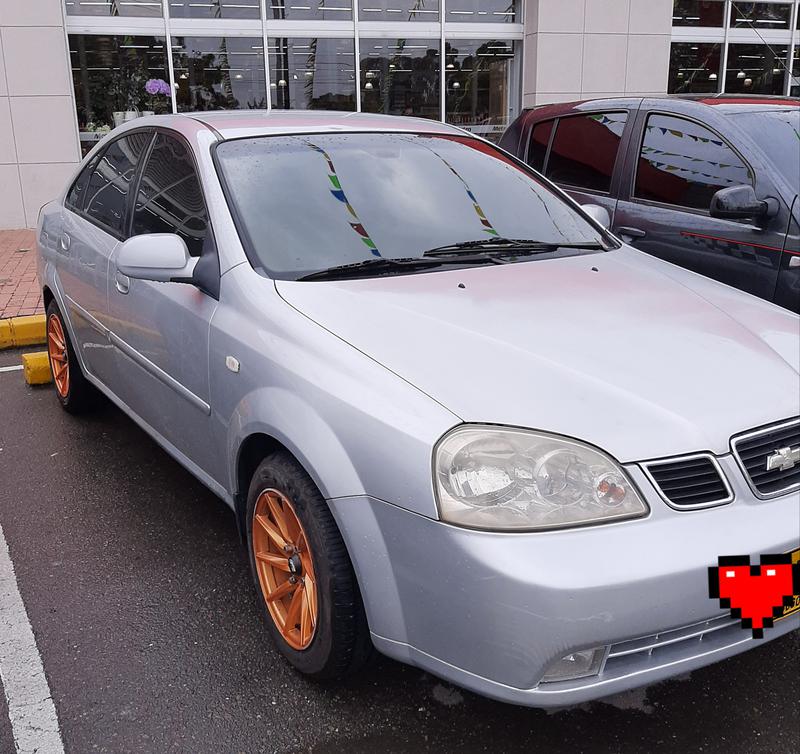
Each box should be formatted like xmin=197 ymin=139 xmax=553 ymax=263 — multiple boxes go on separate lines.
xmin=132 ymin=134 xmax=208 ymax=257
xmin=634 ymin=114 xmax=753 ymax=211
xmin=66 ymin=154 xmax=100 ymax=212
xmin=545 ymin=112 xmax=628 ymax=193
xmin=84 ymin=132 xmax=152 ymax=236
xmin=526 ymin=120 xmax=554 ymax=173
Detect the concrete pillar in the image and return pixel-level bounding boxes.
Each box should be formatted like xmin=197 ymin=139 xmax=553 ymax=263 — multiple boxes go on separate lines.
xmin=523 ymin=0 xmax=673 ymax=108
xmin=0 ymin=0 xmax=80 ymax=229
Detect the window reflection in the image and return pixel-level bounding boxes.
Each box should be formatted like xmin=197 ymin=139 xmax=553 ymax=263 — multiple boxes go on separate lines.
xmin=669 ymin=42 xmax=722 ymax=92
xmin=360 ymin=39 xmax=440 ymax=120
xmin=65 ymin=0 xmax=161 ymax=16
xmin=726 ymin=44 xmax=789 ymax=94
xmin=671 ymin=0 xmax=724 ymax=27
xmin=168 ymin=0 xmax=260 ymax=19
xmin=173 ymin=37 xmax=267 ymax=111
xmin=69 ymin=35 xmax=169 ymax=154
xmin=270 ymin=0 xmax=353 ymax=20
xmin=357 ymin=0 xmax=438 ymax=22
xmin=729 ymin=2 xmax=792 ymax=29
xmin=445 ymin=0 xmax=515 ymax=23
xmin=445 ymin=40 xmax=515 ymax=143
xmin=269 ymin=38 xmax=356 ymax=110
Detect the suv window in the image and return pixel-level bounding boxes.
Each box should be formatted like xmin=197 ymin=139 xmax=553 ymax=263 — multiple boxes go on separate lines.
xmin=544 ymin=112 xmax=628 ymax=193
xmin=83 ymin=131 xmax=153 ymax=237
xmin=634 ymin=113 xmax=753 ymax=211
xmin=526 ymin=120 xmax=554 ymax=173
xmin=132 ymin=133 xmax=208 ymax=257
xmin=66 ymin=153 xmax=101 ymax=212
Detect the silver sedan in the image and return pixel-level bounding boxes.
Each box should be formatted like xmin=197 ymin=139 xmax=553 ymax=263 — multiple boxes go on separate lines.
xmin=36 ymin=111 xmax=800 ymax=708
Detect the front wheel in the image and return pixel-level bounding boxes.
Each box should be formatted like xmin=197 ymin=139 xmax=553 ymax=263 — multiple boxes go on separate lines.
xmin=246 ymin=451 xmax=372 ymax=679
xmin=45 ymin=300 xmax=96 ymax=413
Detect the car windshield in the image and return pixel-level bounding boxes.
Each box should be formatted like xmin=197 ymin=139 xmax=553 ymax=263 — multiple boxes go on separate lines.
xmin=732 ymin=109 xmax=800 ymax=189
xmin=214 ymin=132 xmax=609 ymax=280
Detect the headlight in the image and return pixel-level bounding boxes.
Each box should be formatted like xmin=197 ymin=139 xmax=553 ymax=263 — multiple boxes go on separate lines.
xmin=434 ymin=426 xmax=648 ymax=531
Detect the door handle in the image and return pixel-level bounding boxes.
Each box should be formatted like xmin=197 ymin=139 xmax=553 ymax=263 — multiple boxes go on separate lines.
xmin=790 ymin=256 xmax=800 ymax=269
xmin=616 ymin=226 xmax=647 ymax=241
xmin=115 ymin=271 xmax=130 ymax=294
xmin=59 ymin=233 xmax=71 ymax=253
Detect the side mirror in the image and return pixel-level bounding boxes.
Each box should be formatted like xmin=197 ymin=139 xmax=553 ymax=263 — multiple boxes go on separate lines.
xmin=117 ymin=234 xmax=197 ymax=283
xmin=709 ymin=185 xmax=775 ymax=221
xmin=582 ymin=203 xmax=611 ymax=229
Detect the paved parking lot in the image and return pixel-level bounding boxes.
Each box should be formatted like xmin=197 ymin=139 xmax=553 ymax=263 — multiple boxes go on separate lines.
xmin=0 ymin=345 xmax=798 ymax=754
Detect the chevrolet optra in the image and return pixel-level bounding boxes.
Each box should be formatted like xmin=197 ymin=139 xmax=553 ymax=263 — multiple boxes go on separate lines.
xmin=36 ymin=111 xmax=800 ymax=707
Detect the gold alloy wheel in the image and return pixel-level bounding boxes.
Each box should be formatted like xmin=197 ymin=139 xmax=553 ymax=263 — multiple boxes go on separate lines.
xmin=47 ymin=314 xmax=69 ymax=398
xmin=252 ymin=489 xmax=318 ymax=650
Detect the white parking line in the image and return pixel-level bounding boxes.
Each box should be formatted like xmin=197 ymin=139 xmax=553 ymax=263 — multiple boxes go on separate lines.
xmin=0 ymin=522 xmax=65 ymax=754
xmin=0 ymin=366 xmax=23 ymax=374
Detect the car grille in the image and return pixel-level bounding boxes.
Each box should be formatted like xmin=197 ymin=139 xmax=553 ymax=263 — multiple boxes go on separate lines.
xmin=642 ymin=454 xmax=732 ymax=509
xmin=732 ymin=418 xmax=800 ymax=498
xmin=603 ymin=615 xmax=743 ymax=676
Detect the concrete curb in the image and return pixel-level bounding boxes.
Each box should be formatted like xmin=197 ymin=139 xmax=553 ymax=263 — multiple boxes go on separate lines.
xmin=0 ymin=315 xmax=46 ymax=349
xmin=22 ymin=352 xmax=52 ymax=385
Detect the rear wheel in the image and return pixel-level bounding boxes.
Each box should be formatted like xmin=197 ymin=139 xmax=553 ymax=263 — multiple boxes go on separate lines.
xmin=45 ymin=300 xmax=95 ymax=413
xmin=246 ymin=451 xmax=372 ymax=679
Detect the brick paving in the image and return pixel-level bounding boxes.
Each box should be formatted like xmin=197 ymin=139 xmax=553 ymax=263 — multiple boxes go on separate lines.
xmin=0 ymin=229 xmax=41 ymax=319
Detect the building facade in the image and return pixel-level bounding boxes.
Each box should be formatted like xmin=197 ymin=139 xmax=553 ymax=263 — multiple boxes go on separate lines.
xmin=0 ymin=0 xmax=797 ymax=228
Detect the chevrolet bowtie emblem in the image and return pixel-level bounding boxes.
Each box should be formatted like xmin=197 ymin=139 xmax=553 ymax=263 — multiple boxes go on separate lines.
xmin=765 ymin=446 xmax=800 ymax=473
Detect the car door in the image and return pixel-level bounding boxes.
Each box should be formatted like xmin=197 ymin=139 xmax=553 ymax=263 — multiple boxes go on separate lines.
xmin=613 ymin=106 xmax=786 ymax=302
xmin=58 ymin=130 xmax=153 ymax=386
xmin=523 ymin=108 xmax=637 ymax=226
xmin=107 ymin=130 xmax=222 ymax=483
xmin=774 ymin=199 xmax=800 ymax=312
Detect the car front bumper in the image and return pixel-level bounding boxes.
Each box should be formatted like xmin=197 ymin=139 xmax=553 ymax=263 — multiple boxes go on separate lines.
xmin=328 ymin=458 xmax=800 ymax=708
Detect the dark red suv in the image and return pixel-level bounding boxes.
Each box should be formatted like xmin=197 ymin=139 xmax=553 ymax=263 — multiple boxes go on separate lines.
xmin=500 ymin=95 xmax=800 ymax=312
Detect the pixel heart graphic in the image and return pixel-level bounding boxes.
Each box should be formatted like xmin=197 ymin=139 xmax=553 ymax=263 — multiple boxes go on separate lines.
xmin=709 ymin=555 xmax=800 ymax=638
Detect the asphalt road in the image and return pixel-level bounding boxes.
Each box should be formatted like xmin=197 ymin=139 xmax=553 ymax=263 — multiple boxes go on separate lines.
xmin=0 ymin=346 xmax=798 ymax=754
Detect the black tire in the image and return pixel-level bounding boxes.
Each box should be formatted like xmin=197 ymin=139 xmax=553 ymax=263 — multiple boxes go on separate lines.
xmin=246 ymin=451 xmax=372 ymax=680
xmin=45 ymin=299 xmax=96 ymax=414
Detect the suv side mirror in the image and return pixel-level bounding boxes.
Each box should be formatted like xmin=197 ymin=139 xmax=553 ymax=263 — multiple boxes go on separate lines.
xmin=710 ymin=185 xmax=775 ymax=221
xmin=117 ymin=234 xmax=197 ymax=284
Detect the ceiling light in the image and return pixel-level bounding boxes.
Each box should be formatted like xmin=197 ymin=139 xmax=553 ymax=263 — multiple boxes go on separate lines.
xmin=737 ymin=70 xmax=746 ymax=79
xmin=365 ymin=81 xmax=373 ymax=89
xmin=278 ymin=78 xmax=287 ymax=86
xmin=709 ymin=72 xmax=717 ymax=80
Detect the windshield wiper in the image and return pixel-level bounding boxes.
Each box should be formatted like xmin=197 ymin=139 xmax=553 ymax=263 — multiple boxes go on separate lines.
xmin=297 ymin=254 xmax=501 ymax=281
xmin=423 ymin=239 xmax=607 ymax=257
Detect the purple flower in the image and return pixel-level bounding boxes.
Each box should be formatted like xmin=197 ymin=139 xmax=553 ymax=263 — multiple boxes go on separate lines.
xmin=145 ymin=78 xmax=170 ymax=96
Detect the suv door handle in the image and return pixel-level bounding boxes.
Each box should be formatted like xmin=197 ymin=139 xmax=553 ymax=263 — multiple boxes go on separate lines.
xmin=115 ymin=271 xmax=130 ymax=294
xmin=616 ymin=226 xmax=647 ymax=240
xmin=59 ymin=233 xmax=71 ymax=253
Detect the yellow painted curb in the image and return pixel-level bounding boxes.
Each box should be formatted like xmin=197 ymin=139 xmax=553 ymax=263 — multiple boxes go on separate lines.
xmin=22 ymin=351 xmax=52 ymax=386
xmin=0 ymin=315 xmax=46 ymax=349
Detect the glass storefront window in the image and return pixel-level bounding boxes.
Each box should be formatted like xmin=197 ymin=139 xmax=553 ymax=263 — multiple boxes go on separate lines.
xmin=357 ymin=0 xmax=438 ymax=21
xmin=268 ymin=38 xmax=356 ymax=110
xmin=671 ymin=0 xmax=725 ymax=27
xmin=668 ymin=42 xmax=722 ymax=92
xmin=69 ymin=34 xmax=169 ymax=153
xmin=360 ymin=39 xmax=440 ymax=119
xmin=168 ymin=0 xmax=261 ymax=19
xmin=270 ymin=0 xmax=352 ymax=20
xmin=65 ymin=0 xmax=162 ymax=16
xmin=446 ymin=0 xmax=516 ymax=23
xmin=792 ymin=52 xmax=799 ymax=96
xmin=729 ymin=2 xmax=792 ymax=29
xmin=726 ymin=44 xmax=789 ymax=94
xmin=173 ymin=37 xmax=267 ymax=111
xmin=445 ymin=40 xmax=515 ymax=143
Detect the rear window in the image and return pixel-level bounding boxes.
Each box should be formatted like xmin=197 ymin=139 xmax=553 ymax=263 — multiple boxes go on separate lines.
xmin=215 ymin=132 xmax=605 ymax=280
xmin=543 ymin=112 xmax=628 ymax=194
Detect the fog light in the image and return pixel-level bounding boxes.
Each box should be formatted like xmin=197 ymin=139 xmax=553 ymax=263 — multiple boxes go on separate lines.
xmin=540 ymin=647 xmax=607 ymax=683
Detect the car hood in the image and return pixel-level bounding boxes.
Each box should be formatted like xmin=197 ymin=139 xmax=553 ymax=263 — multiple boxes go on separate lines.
xmin=275 ymin=247 xmax=800 ymax=462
